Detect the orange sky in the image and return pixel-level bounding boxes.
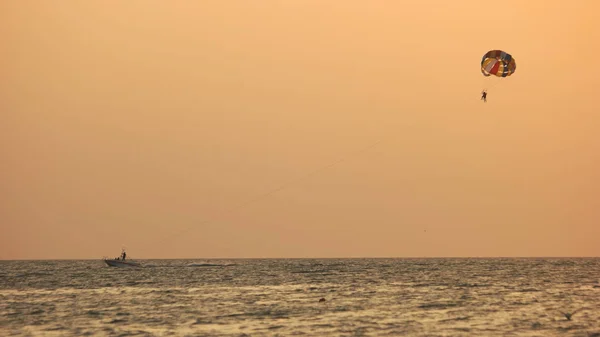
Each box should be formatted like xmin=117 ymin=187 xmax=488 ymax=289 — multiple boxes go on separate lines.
xmin=1 ymin=1 xmax=599 ymax=259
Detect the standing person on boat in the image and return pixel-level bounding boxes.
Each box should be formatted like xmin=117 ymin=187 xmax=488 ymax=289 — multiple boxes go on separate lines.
xmin=121 ymin=250 xmax=127 ymax=260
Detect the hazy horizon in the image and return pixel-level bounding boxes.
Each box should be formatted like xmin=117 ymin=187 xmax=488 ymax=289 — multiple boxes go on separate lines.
xmin=2 ymin=1 xmax=599 ymax=260
xmin=4 ymin=256 xmax=600 ymax=261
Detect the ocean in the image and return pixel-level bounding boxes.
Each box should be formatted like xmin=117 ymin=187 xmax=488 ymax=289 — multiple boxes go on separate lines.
xmin=1 ymin=258 xmax=599 ymax=336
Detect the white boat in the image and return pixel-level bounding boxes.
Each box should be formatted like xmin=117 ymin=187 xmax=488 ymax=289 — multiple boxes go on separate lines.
xmin=104 ymin=248 xmax=141 ymax=267
xmin=104 ymin=258 xmax=141 ymax=268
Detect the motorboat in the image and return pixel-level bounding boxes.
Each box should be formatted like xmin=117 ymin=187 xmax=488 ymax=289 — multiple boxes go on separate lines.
xmin=104 ymin=248 xmax=141 ymax=267
xmin=104 ymin=258 xmax=141 ymax=268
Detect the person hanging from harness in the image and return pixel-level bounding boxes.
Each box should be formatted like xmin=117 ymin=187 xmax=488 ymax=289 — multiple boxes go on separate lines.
xmin=481 ymin=90 xmax=488 ymax=103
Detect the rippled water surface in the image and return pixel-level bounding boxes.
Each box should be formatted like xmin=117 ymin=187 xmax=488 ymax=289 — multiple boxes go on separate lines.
xmin=1 ymin=258 xmax=599 ymax=336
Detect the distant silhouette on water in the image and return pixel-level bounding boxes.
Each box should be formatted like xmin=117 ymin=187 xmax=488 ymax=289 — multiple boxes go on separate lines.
xmin=559 ymin=308 xmax=583 ymax=321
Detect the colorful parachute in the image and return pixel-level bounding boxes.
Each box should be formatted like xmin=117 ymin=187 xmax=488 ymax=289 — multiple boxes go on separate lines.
xmin=481 ymin=50 xmax=516 ymax=78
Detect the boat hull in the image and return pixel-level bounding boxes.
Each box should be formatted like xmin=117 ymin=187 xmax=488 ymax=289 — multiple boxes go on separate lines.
xmin=104 ymin=259 xmax=141 ymax=268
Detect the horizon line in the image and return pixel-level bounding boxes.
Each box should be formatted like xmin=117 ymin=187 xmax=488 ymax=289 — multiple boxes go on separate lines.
xmin=2 ymin=256 xmax=599 ymax=261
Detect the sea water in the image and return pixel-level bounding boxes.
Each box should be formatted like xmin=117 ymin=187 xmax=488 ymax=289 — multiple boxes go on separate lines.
xmin=1 ymin=258 xmax=599 ymax=336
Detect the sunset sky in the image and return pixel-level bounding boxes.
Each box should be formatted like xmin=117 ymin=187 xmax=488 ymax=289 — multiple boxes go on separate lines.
xmin=2 ymin=1 xmax=599 ymax=259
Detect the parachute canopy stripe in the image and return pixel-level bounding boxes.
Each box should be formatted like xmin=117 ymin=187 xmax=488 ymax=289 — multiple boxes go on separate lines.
xmin=481 ymin=50 xmax=516 ymax=77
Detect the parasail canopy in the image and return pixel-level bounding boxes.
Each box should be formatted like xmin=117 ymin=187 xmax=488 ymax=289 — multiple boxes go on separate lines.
xmin=481 ymin=50 xmax=516 ymax=78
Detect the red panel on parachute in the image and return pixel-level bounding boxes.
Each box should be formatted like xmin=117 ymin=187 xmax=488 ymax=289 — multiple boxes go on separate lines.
xmin=489 ymin=61 xmax=500 ymax=75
